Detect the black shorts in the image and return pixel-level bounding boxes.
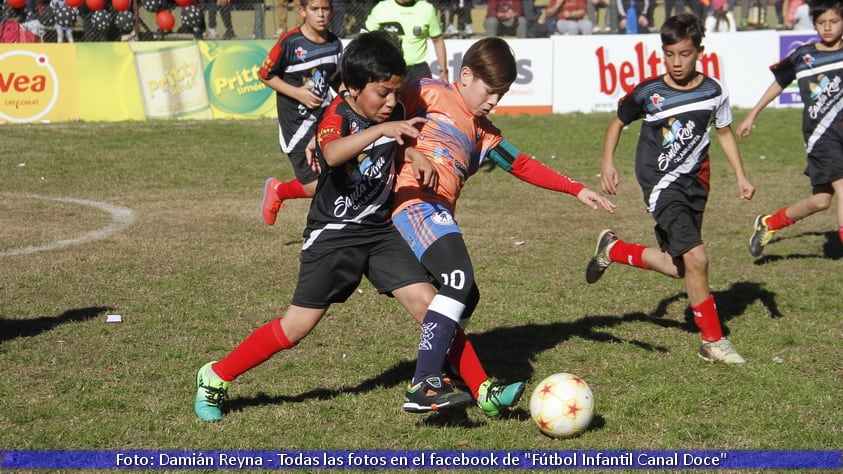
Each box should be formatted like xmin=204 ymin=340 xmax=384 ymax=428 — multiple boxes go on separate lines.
xmin=286 ymin=140 xmax=318 ymax=185
xmin=805 ymin=144 xmax=843 ymax=187
xmin=652 ymin=200 xmax=704 ymax=258
xmin=290 ymin=229 xmax=431 ymax=309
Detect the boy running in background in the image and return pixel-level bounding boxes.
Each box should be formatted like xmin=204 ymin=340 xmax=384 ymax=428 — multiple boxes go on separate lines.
xmin=392 ymin=37 xmax=615 ymax=414
xmin=259 ymin=0 xmax=342 ymax=226
xmin=587 ymin=13 xmax=755 ymax=364
xmin=737 ymin=0 xmax=843 ymax=256
xmin=194 ymin=32 xmax=473 ymax=422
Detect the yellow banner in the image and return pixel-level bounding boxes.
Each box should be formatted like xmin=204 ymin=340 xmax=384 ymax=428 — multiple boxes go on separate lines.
xmin=0 ymin=44 xmax=78 ymax=124
xmin=1 ymin=39 xmax=279 ymax=123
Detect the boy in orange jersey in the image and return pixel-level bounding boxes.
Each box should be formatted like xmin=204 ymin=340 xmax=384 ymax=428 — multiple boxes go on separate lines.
xmin=391 ymin=37 xmax=615 ymax=416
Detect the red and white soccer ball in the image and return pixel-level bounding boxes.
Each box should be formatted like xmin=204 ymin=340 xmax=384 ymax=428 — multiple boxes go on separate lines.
xmin=529 ymin=373 xmax=594 ymax=438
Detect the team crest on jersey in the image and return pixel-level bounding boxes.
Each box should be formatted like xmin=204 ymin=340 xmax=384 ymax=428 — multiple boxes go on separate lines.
xmin=649 ymin=93 xmax=665 ymax=110
xmin=295 ymin=46 xmax=308 ymax=61
xmin=802 ymin=53 xmax=815 ymax=68
xmin=431 ymin=210 xmax=453 ymax=225
xmin=809 ymin=74 xmax=831 ymax=101
xmin=661 ymin=118 xmax=684 ymax=147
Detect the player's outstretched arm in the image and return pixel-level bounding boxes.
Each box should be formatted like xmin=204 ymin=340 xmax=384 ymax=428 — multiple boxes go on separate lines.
xmin=737 ymin=81 xmax=784 ymax=140
xmin=600 ymin=117 xmax=625 ymax=195
xmin=576 ymin=188 xmax=617 ymax=213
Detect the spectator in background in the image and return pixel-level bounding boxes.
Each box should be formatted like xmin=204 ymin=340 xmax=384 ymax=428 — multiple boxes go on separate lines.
xmin=203 ymin=0 xmax=235 ymax=38
xmin=589 ymin=0 xmax=610 ymax=32
xmin=615 ymin=0 xmax=649 ymax=32
xmin=546 ymin=0 xmax=593 ymax=34
xmin=275 ymin=0 xmax=290 ymax=37
xmin=365 ymin=0 xmax=449 ymax=84
xmin=739 ymin=0 xmax=768 ymax=27
xmin=484 ymin=0 xmax=527 ymax=37
xmin=329 ymin=0 xmax=347 ymax=35
xmin=786 ymin=0 xmax=811 ymax=29
xmin=705 ymin=0 xmax=737 ymax=32
xmin=438 ymin=0 xmax=474 ymax=36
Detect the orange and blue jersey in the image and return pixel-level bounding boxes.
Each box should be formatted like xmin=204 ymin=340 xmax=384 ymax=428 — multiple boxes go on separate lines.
xmin=393 ymin=78 xmax=504 ymax=216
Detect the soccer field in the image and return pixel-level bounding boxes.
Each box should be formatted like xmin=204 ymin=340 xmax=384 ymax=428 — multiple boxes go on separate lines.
xmin=0 ymin=111 xmax=840 ymax=455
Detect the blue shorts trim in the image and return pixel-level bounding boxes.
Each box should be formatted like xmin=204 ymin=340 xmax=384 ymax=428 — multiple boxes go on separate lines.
xmin=393 ymin=202 xmax=462 ymax=261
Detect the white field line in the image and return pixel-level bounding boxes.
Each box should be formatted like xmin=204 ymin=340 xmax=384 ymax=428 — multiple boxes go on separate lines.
xmin=1 ymin=193 xmax=135 ymax=257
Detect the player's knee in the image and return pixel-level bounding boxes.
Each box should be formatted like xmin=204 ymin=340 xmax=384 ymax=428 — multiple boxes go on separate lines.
xmin=810 ymin=193 xmax=832 ymax=211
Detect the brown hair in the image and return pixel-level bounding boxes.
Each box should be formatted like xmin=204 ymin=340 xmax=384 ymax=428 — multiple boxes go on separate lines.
xmin=660 ymin=13 xmax=705 ymax=48
xmin=461 ymin=37 xmax=517 ymax=93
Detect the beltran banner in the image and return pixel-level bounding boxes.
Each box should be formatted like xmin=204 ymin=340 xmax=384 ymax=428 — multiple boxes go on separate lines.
xmin=0 ymin=31 xmax=819 ymax=123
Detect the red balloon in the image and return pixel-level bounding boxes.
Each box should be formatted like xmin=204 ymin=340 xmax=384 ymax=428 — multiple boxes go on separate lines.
xmin=155 ymin=9 xmax=175 ymax=31
xmin=65 ymin=0 xmax=84 ymax=8
xmin=174 ymin=0 xmax=195 ymax=7
xmin=86 ymin=0 xmax=104 ymax=10
xmin=112 ymin=0 xmax=131 ymax=11
xmin=7 ymin=0 xmax=26 ymax=8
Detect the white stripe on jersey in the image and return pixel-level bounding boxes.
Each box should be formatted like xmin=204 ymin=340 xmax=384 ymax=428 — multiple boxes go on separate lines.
xmin=302 ymin=223 xmax=346 ymax=250
xmin=644 ymin=97 xmax=719 ymax=213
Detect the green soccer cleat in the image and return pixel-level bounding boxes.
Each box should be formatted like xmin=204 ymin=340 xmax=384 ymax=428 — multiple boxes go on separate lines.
xmin=749 ymin=214 xmax=775 ymax=257
xmin=699 ymin=338 xmax=746 ymax=364
xmin=477 ymin=380 xmax=525 ymax=417
xmin=586 ymin=229 xmax=618 ymax=284
xmin=194 ymin=361 xmax=231 ymax=422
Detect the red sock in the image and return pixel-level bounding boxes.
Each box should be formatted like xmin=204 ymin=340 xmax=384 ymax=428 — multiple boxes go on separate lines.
xmin=212 ymin=318 xmax=294 ymax=382
xmin=448 ymin=326 xmax=488 ymax=399
xmin=765 ymin=207 xmax=796 ymax=231
xmin=691 ymin=294 xmax=723 ymax=342
xmin=608 ymin=239 xmax=650 ymax=269
xmin=276 ymin=178 xmax=310 ymax=200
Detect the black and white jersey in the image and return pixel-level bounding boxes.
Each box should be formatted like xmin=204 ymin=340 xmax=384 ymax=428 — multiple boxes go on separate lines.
xmin=771 ymin=42 xmax=843 ymax=154
xmin=302 ymin=96 xmax=406 ymax=251
xmin=618 ymin=75 xmax=732 ymax=213
xmin=258 ymin=28 xmax=342 ymax=154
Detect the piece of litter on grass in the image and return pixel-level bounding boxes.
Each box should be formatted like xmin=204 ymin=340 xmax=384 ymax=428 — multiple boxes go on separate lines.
xmin=514 ymin=241 xmax=525 ymax=246
xmin=106 ymin=314 xmax=122 ymax=323
xmin=17 ymin=162 xmax=25 ymax=167
xmin=772 ymin=356 xmax=783 ymax=364
xmin=760 ymin=155 xmax=767 ymax=160
xmin=342 ymin=353 xmax=347 ymax=359
xmin=357 ymin=288 xmax=363 ymax=294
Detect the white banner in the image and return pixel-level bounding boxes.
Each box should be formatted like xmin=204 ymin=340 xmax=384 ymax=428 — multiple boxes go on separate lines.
xmin=428 ymin=31 xmax=820 ymax=115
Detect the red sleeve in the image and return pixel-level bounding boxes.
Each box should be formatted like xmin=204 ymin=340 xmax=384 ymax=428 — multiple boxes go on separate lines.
xmin=509 ymin=153 xmax=585 ymax=197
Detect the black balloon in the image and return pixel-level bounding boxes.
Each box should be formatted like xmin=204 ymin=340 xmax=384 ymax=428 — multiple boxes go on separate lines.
xmin=180 ymin=4 xmax=201 ymax=28
xmin=114 ymin=10 xmax=134 ymax=33
xmin=54 ymin=4 xmax=77 ymax=28
xmin=90 ymin=9 xmax=111 ymax=31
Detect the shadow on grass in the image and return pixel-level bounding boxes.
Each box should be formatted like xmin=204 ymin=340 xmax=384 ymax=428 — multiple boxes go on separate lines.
xmin=225 ymin=281 xmax=780 ymax=415
xmin=0 ymin=306 xmax=112 ymax=344
xmin=753 ymin=230 xmax=843 ymax=264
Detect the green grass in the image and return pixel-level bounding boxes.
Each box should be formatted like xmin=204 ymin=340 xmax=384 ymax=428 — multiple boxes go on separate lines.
xmin=0 ymin=110 xmax=840 ymax=456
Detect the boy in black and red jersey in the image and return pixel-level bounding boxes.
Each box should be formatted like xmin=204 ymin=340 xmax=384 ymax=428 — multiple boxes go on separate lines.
xmin=258 ymin=0 xmax=343 ymax=226
xmin=194 ymin=32 xmax=475 ymax=423
xmin=587 ymin=13 xmax=756 ymax=364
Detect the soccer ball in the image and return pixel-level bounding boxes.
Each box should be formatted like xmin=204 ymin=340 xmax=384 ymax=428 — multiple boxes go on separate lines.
xmin=529 ymin=373 xmax=594 ymax=438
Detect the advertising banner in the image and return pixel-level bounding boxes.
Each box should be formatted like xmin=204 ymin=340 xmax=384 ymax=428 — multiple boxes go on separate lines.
xmin=0 ymin=31 xmax=826 ymax=124
xmin=0 ymin=44 xmax=78 ymax=123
